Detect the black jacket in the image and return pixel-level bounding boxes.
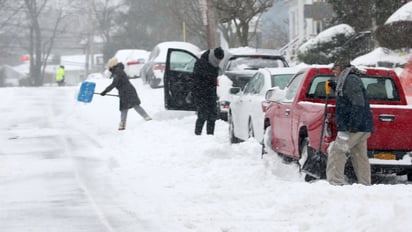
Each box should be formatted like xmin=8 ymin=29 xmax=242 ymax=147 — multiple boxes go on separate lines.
xmin=102 ymin=63 xmax=141 ymax=110
xmin=335 ymin=71 xmax=374 ymax=132
xmin=193 ymin=50 xmax=219 ymax=105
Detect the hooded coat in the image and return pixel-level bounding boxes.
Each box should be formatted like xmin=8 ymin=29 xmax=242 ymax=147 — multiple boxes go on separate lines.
xmin=102 ymin=63 xmax=141 ymax=111
xmin=192 ymin=50 xmax=219 ymax=120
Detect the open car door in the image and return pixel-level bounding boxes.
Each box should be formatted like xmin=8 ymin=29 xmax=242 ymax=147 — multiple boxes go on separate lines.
xmin=164 ymin=48 xmax=199 ymax=111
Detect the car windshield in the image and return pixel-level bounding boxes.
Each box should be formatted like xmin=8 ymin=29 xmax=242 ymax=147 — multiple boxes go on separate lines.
xmin=226 ymin=56 xmax=286 ymax=71
xmin=271 ymin=74 xmax=295 ymax=89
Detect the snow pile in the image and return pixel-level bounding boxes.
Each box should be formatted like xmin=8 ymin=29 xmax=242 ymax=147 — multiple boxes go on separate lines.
xmin=386 ymin=2 xmax=412 ymax=24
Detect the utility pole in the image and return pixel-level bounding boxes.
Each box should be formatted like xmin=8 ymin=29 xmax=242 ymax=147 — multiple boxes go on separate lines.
xmin=85 ymin=0 xmax=94 ymax=79
xmin=200 ymin=0 xmax=218 ymax=48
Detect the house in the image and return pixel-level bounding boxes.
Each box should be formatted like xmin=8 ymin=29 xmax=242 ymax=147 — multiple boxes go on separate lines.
xmin=12 ymin=53 xmax=104 ymax=86
xmin=283 ymin=0 xmax=333 ymax=63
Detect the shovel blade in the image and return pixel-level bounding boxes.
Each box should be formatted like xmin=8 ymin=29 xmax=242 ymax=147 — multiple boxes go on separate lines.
xmin=302 ymin=148 xmax=327 ymax=179
xmin=77 ymin=82 xmax=96 ymax=103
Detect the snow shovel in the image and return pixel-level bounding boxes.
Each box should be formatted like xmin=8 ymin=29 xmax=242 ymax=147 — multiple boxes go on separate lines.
xmin=301 ymin=81 xmax=333 ymax=179
xmin=77 ymin=81 xmax=118 ymax=103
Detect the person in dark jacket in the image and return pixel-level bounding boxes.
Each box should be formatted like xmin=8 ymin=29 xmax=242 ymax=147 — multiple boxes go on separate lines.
xmin=326 ymin=59 xmax=374 ymax=185
xmin=192 ymin=47 xmax=224 ymax=135
xmin=101 ymin=57 xmax=151 ymax=130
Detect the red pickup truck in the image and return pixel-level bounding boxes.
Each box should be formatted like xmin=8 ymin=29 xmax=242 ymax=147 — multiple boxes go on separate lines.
xmin=262 ymin=65 xmax=412 ymax=181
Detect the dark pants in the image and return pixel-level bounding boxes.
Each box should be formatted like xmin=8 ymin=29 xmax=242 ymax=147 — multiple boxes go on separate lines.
xmin=194 ymin=102 xmax=217 ymax=135
xmin=195 ymin=118 xmax=215 ymax=135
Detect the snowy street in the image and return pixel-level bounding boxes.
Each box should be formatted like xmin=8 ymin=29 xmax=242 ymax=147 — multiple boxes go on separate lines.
xmin=1 ymin=79 xmax=412 ymax=232
xmin=0 ymin=86 xmax=146 ymax=231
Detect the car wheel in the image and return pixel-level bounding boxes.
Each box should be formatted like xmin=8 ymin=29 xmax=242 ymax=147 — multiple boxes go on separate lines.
xmin=407 ymin=171 xmax=412 ymax=182
xmin=299 ymin=137 xmax=309 ymax=168
xmin=299 ymin=137 xmax=316 ymax=182
xmin=248 ymin=118 xmax=255 ymax=138
xmin=229 ymin=113 xmax=241 ymax=144
xmin=262 ymin=126 xmax=273 ymax=155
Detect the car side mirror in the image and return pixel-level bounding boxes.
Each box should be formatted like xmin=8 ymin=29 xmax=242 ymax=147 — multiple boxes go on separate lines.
xmin=265 ymin=87 xmax=285 ymax=102
xmin=229 ymin=87 xmax=241 ymax=95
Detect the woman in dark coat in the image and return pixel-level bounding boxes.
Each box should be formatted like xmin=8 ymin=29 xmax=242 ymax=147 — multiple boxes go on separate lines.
xmin=101 ymin=57 xmax=151 ymax=130
xmin=192 ymin=47 xmax=224 ymax=135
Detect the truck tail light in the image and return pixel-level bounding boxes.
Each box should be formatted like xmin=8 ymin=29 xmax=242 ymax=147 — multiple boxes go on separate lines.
xmin=127 ymin=61 xmax=140 ymax=65
xmin=153 ymin=64 xmax=165 ymax=71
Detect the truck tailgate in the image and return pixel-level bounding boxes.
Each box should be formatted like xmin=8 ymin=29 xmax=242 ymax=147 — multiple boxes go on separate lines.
xmin=369 ymin=105 xmax=412 ymax=151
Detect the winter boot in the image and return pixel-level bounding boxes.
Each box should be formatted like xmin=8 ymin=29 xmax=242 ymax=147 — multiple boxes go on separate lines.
xmin=118 ymin=121 xmax=126 ymax=130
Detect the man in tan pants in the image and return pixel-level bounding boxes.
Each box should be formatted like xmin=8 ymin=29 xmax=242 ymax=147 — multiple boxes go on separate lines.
xmin=327 ymin=132 xmax=371 ymax=185
xmin=326 ymin=59 xmax=374 ymax=185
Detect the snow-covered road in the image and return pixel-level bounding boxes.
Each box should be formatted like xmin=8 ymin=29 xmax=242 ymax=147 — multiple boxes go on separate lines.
xmin=0 ymin=87 xmax=143 ymax=231
xmin=1 ymin=80 xmax=412 ymax=232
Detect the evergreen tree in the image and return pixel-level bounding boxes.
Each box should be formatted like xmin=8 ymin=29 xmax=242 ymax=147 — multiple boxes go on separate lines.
xmin=327 ymin=0 xmax=404 ymax=31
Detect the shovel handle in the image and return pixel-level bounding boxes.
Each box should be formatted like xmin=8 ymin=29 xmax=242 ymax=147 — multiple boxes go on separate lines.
xmin=94 ymin=92 xmax=119 ymax=97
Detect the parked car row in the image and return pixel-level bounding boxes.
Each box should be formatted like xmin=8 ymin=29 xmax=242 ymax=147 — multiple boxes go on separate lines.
xmin=161 ymin=44 xmax=412 ymax=182
xmin=217 ymin=47 xmax=290 ymax=120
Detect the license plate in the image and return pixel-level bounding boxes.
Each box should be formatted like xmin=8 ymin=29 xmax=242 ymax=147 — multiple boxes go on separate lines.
xmin=373 ymin=153 xmax=396 ymax=160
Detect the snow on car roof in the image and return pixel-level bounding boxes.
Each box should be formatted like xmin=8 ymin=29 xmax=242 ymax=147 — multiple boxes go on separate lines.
xmin=264 ymin=66 xmax=303 ymax=75
xmin=227 ymin=47 xmax=281 ymax=56
xmin=153 ymin=41 xmax=201 ymax=61
xmin=352 ymin=47 xmax=410 ymax=66
xmin=115 ymin=49 xmax=149 ymax=63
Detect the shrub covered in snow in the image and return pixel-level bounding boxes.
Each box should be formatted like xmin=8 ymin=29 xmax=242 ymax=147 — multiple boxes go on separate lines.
xmin=375 ymin=2 xmax=412 ymax=49
xmin=297 ymin=24 xmax=355 ymax=64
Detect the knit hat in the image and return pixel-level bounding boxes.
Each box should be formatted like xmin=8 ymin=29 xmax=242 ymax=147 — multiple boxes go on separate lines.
xmin=107 ymin=57 xmax=119 ymax=69
xmin=214 ymin=47 xmax=224 ymax=59
xmin=332 ymin=58 xmax=351 ymax=70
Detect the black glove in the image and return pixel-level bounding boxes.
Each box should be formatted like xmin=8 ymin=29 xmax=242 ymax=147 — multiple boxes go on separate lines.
xmin=100 ymin=92 xmax=106 ymax=96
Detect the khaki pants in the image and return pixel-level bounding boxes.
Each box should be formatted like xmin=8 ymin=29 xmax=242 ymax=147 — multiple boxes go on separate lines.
xmin=326 ymin=132 xmax=371 ymax=185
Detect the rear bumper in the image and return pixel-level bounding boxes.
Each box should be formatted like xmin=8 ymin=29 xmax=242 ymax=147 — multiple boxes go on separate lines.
xmin=369 ymin=155 xmax=412 ymax=174
xmin=218 ymin=100 xmax=230 ymax=121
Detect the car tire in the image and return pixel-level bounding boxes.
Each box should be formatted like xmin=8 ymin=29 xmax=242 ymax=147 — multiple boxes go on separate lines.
xmin=229 ymin=113 xmax=241 ymax=144
xmin=407 ymin=171 xmax=412 ymax=182
xmin=299 ymin=137 xmax=309 ymax=168
xmin=149 ymin=77 xmax=158 ymax=88
xmin=262 ymin=126 xmax=273 ymax=155
xmin=248 ymin=118 xmax=255 ymax=138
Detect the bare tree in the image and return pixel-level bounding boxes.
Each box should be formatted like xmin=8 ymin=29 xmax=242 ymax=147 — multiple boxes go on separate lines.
xmin=261 ymin=18 xmax=289 ymax=49
xmin=23 ymin=0 xmax=73 ymax=86
xmin=212 ymin=0 xmax=276 ymax=46
xmin=168 ymin=0 xmax=207 ymax=48
xmin=91 ymin=0 xmax=125 ymax=44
